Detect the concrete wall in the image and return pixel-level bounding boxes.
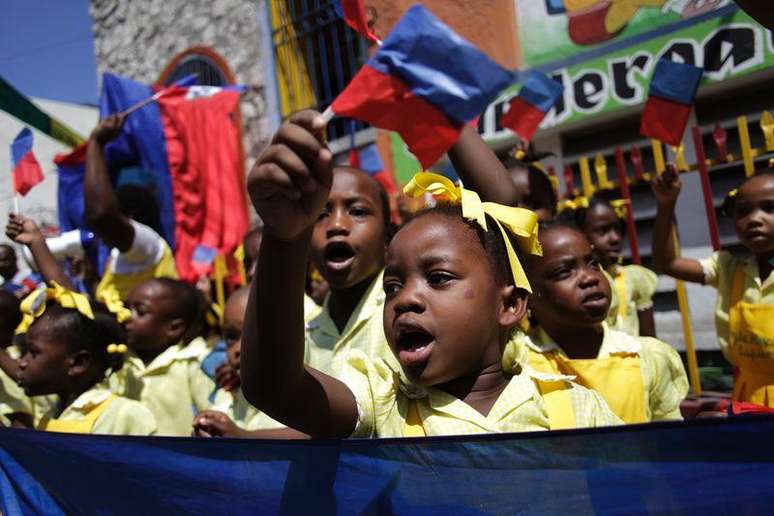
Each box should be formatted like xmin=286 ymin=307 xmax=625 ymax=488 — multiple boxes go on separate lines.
xmin=90 ymin=0 xmax=273 ymax=166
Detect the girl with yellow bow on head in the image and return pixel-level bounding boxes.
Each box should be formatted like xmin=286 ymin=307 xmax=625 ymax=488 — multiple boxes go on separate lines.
xmin=16 ymin=283 xmax=157 ymax=435
xmin=242 ymin=154 xmax=620 ymax=437
xmin=563 ymin=194 xmax=658 ymax=338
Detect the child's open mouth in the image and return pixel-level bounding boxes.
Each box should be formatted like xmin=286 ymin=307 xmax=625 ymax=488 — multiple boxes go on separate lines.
xmin=324 ymin=241 xmax=356 ymax=271
xmin=395 ymin=325 xmax=435 ymax=367
xmin=581 ymin=291 xmax=608 ymax=310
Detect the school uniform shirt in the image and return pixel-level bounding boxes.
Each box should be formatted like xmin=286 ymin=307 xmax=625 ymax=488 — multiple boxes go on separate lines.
xmin=37 ymin=387 xmax=157 ymax=436
xmin=699 ymin=250 xmax=774 ymax=363
xmin=111 ymin=337 xmax=216 ymax=436
xmin=517 ymin=323 xmax=688 ymax=422
xmin=340 ymin=349 xmax=620 ymax=437
xmin=304 ymin=271 xmax=400 ymax=377
xmin=0 ymin=345 xmax=31 ymax=426
xmin=607 ymin=264 xmax=658 ymax=337
xmin=95 ymin=219 xmax=178 ymax=303
xmin=210 ymin=387 xmax=285 ymax=431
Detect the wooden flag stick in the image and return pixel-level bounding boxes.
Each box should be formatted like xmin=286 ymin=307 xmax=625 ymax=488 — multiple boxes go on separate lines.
xmin=614 ymin=147 xmax=641 ymax=264
xmin=691 ymin=126 xmax=721 ymax=251
xmin=651 ymin=139 xmax=666 ymax=175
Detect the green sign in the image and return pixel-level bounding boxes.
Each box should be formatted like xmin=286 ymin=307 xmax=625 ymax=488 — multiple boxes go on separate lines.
xmin=481 ymin=6 xmax=774 ymax=142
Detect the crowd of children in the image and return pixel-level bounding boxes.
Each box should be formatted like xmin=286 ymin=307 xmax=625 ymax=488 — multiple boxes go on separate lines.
xmin=0 ymin=107 xmax=772 ymax=439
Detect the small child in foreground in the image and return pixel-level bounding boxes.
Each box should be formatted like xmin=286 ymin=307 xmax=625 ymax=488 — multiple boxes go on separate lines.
xmin=17 ymin=285 xmax=156 ymax=435
xmin=652 ymin=167 xmax=774 ymax=406
xmin=504 ymin=224 xmax=687 ymax=424
xmin=570 ymin=195 xmax=658 ymax=337
xmin=240 ymin=112 xmax=618 ymax=437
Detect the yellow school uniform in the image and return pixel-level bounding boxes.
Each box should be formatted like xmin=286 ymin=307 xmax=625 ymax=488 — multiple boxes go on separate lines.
xmin=603 ymin=269 xmax=620 ymax=328
xmin=341 ymin=350 xmax=619 ymax=438
xmin=606 ymin=264 xmax=658 ymax=336
xmin=111 ymin=337 xmax=216 ymax=436
xmin=210 ymin=387 xmax=285 ymax=431
xmin=95 ymin=220 xmax=178 ymax=308
xmin=0 ymin=345 xmax=31 ymax=425
xmin=304 ymin=271 xmax=400 ymax=376
xmin=38 ymin=387 xmax=157 ymax=435
xmin=700 ymin=251 xmax=774 ymax=405
xmin=304 ymin=293 xmax=322 ymax=323
xmin=510 ymin=324 xmax=688 ymax=423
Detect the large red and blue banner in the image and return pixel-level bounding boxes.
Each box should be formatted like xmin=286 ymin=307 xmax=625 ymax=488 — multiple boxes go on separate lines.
xmin=10 ymin=128 xmax=44 ymax=196
xmin=53 ymin=73 xmax=249 ymax=283
xmin=0 ymin=417 xmax=773 ymax=513
xmin=331 ymin=5 xmax=518 ymax=169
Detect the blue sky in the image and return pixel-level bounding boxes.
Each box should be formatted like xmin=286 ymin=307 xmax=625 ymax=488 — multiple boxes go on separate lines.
xmin=0 ymin=0 xmax=97 ymax=105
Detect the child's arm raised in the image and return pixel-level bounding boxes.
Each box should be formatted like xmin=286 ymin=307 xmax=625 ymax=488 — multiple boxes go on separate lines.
xmin=651 ymin=164 xmax=706 ymax=283
xmin=241 ymin=111 xmax=358 ymax=439
xmin=5 ymin=214 xmax=76 ymax=290
xmin=84 ymin=114 xmax=135 ymax=252
xmin=447 ymin=125 xmax=518 ymax=205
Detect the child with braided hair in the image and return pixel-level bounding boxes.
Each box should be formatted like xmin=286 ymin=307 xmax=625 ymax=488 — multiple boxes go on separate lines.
xmin=17 ymin=284 xmax=156 ymax=435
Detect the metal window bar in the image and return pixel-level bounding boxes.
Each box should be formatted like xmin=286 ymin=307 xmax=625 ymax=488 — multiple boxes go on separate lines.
xmin=270 ymin=0 xmax=369 ymax=141
xmin=164 ymin=55 xmax=227 ymax=87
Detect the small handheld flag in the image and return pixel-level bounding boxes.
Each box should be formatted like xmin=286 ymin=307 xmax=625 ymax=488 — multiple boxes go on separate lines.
xmin=333 ymin=0 xmax=379 ymax=44
xmin=640 ymin=59 xmax=703 ymax=146
xmin=502 ymin=70 xmax=564 ymax=141
xmin=10 ymin=128 xmax=44 ymax=197
xmin=329 ymin=5 xmax=518 ymax=169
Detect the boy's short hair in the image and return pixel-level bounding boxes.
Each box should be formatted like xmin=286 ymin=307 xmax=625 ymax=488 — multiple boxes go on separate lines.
xmin=153 ymin=278 xmax=205 ymax=345
xmin=0 ymin=291 xmax=22 ymax=332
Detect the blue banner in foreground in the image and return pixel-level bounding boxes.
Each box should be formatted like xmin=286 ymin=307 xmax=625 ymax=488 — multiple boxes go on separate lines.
xmin=1 ymin=416 xmax=773 ymax=514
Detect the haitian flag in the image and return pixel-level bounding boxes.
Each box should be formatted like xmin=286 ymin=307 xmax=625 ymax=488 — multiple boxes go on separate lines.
xmin=502 ymin=70 xmax=564 ymax=142
xmin=349 ymin=142 xmax=397 ymax=195
xmin=10 ymin=128 xmax=44 ymax=196
xmin=330 ymin=5 xmax=518 ymax=169
xmin=54 ymin=73 xmax=249 ymax=284
xmin=333 ymin=0 xmax=379 ymax=44
xmin=640 ymin=59 xmax=703 ymax=146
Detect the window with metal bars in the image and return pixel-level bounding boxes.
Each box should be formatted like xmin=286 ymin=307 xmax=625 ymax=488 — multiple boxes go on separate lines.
xmin=269 ymin=0 xmax=369 ymax=141
xmin=164 ymin=54 xmax=228 ymax=87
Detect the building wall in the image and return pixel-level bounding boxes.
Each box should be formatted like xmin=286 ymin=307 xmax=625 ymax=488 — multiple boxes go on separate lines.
xmin=366 ymin=0 xmax=520 ymax=69
xmin=90 ymin=0 xmax=273 ymax=164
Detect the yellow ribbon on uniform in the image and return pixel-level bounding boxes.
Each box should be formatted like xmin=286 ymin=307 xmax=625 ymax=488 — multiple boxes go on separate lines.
xmin=403 ymin=172 xmax=541 ymax=293
xmin=96 ymin=286 xmax=132 ymax=324
xmin=609 ymin=199 xmax=630 ymax=219
xmin=557 ymin=196 xmax=589 ymax=212
xmin=17 ymin=282 xmax=94 ymax=334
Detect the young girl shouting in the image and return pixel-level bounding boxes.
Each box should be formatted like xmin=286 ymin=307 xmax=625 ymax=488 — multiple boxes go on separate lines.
xmin=508 ymin=224 xmax=687 ymax=424
xmin=653 ymin=167 xmax=774 ymax=406
xmin=240 ymin=113 xmax=618 ymax=437
xmin=17 ymin=284 xmax=156 ymax=435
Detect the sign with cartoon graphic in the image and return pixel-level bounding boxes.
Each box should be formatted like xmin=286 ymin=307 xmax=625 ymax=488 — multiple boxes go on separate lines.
xmin=519 ymin=0 xmax=731 ymax=67
xmin=479 ymin=3 xmax=774 ymax=142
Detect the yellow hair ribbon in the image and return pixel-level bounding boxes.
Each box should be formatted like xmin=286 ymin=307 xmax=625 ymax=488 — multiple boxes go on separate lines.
xmin=557 ymin=196 xmax=589 ymax=212
xmin=96 ymin=287 xmax=132 ymax=324
xmin=609 ymin=199 xmax=630 ymax=219
xmin=728 ymin=188 xmax=738 ymax=199
xmin=107 ymin=343 xmax=128 ymax=355
xmin=403 ymin=172 xmax=541 ymax=293
xmin=514 ymin=149 xmax=527 ymax=161
xmin=17 ymin=282 xmax=95 ymax=334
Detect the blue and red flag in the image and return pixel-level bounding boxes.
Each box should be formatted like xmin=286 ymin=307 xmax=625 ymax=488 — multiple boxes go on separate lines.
xmin=640 ymin=59 xmax=703 ymax=146
xmin=10 ymin=128 xmax=44 ymax=196
xmin=349 ymin=142 xmax=397 ymax=195
xmin=330 ymin=5 xmax=518 ymax=169
xmin=333 ymin=0 xmax=379 ymax=44
xmin=54 ymin=73 xmax=249 ymax=284
xmin=501 ymin=70 xmax=564 ymax=142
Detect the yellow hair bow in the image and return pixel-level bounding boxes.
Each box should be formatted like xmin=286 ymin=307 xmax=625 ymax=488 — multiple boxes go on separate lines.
xmin=558 ymin=196 xmax=589 ymax=212
xmin=96 ymin=286 xmax=132 ymax=324
xmin=107 ymin=343 xmax=128 ymax=355
xmin=609 ymin=199 xmax=630 ymax=219
xmin=728 ymin=188 xmax=738 ymax=199
xmin=403 ymin=172 xmax=542 ymax=292
xmin=17 ymin=282 xmax=94 ymax=334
